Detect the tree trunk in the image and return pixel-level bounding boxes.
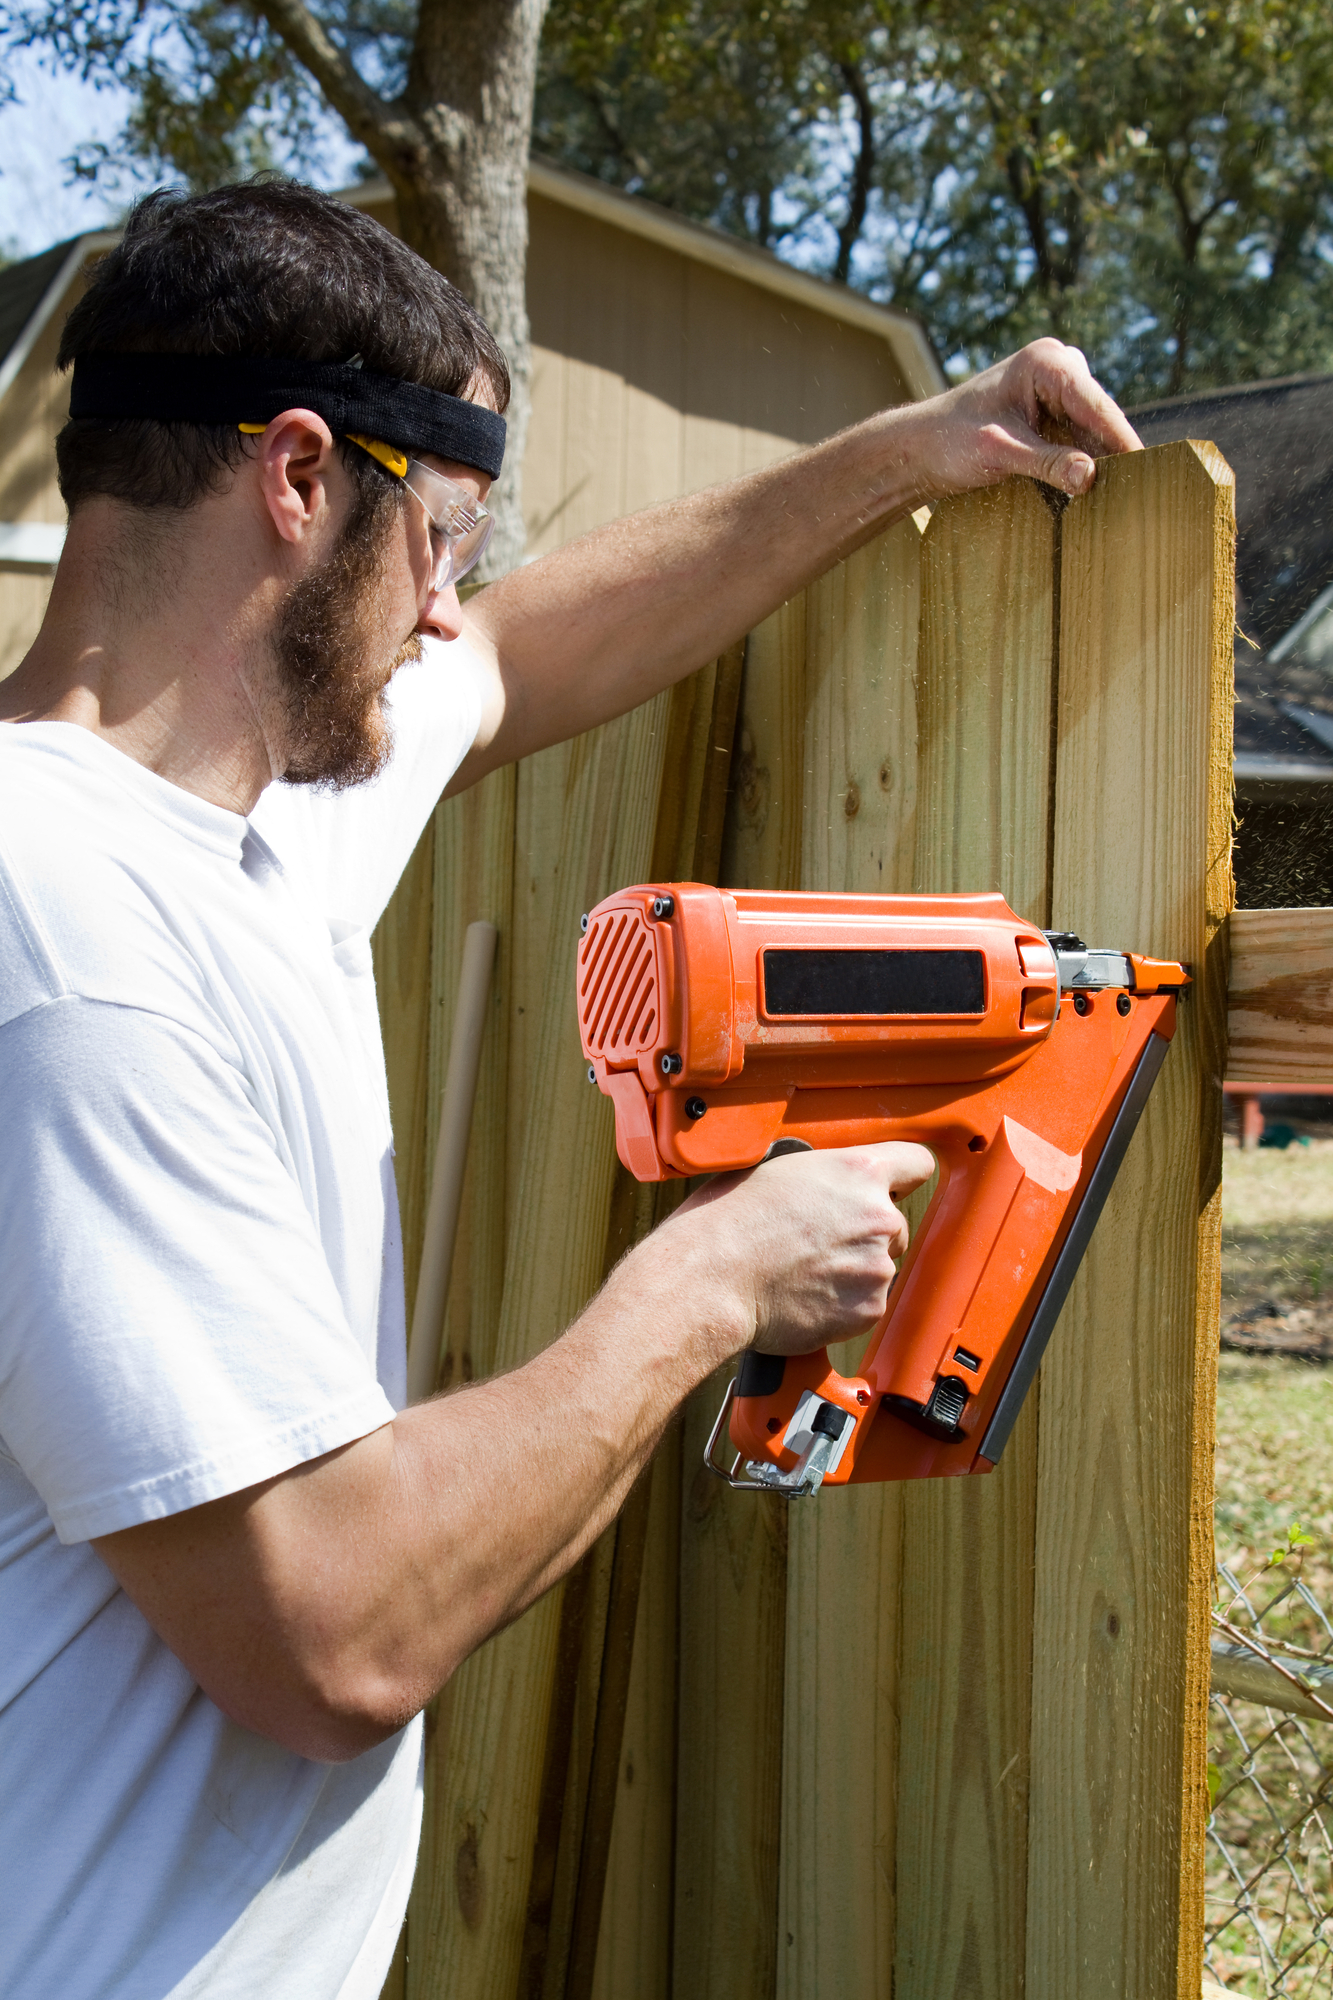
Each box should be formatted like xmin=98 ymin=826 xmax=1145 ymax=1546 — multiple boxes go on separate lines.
xmin=384 ymin=0 xmax=547 ymax=578
xmin=253 ymin=0 xmax=548 ymax=577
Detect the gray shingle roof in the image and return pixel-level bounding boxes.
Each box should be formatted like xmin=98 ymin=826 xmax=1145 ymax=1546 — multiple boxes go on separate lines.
xmin=0 ymin=237 xmax=79 ymax=377
xmin=1130 ymin=377 xmax=1333 ymax=774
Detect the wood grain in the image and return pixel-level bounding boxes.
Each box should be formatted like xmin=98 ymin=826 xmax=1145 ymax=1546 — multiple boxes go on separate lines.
xmin=671 ymin=593 xmax=807 ymax=2000
xmin=409 ymin=689 xmax=678 ymax=2000
xmin=775 ymin=518 xmax=924 ymax=2000
xmin=891 ymin=480 xmax=1057 ymax=2000
xmin=544 ymin=648 xmax=748 ymax=1992
xmin=407 ymin=768 xmax=516 ymax=1997
xmin=674 ymin=1376 xmax=788 ymax=2000
xmin=568 ymin=648 xmax=743 ymax=2000
xmin=1226 ymin=906 xmax=1333 ymax=1087
xmin=589 ymin=1428 xmax=682 ymax=2000
xmin=1028 ymin=440 xmax=1233 ymax=1999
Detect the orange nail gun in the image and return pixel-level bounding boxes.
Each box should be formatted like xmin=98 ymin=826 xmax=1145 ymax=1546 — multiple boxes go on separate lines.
xmin=576 ymin=884 xmax=1188 ymax=1494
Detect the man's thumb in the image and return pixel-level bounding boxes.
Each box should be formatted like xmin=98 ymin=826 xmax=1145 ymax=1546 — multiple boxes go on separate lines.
xmin=1043 ymin=444 xmax=1096 ymax=496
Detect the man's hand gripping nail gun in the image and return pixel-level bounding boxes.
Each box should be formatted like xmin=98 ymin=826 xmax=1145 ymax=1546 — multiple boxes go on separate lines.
xmin=576 ymin=884 xmax=1188 ymax=1496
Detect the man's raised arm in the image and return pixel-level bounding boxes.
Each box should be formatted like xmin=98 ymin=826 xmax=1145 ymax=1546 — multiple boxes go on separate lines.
xmin=450 ymin=338 xmax=1142 ymax=790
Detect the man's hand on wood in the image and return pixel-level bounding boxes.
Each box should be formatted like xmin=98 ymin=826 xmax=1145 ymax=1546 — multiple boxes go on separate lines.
xmin=896 ymin=337 xmax=1144 ymax=505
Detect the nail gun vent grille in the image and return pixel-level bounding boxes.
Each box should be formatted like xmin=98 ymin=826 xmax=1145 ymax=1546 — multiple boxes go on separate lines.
xmin=579 ymin=909 xmax=659 ymax=1061
xmin=763 ymin=948 xmax=985 ymax=1017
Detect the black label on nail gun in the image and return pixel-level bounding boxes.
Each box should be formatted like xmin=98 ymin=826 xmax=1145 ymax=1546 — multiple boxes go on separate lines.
xmin=762 ymin=949 xmax=985 ymax=1018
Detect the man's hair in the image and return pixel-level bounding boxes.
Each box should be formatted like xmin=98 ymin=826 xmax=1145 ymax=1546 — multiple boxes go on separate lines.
xmin=55 ymin=179 xmax=510 ymax=513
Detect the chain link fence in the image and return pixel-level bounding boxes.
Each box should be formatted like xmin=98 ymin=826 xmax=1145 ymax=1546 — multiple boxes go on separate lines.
xmin=1206 ymin=1558 xmax=1333 ymax=1995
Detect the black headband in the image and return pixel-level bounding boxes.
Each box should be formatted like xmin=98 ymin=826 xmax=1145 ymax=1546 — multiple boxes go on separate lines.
xmin=69 ymin=351 xmax=507 ymax=479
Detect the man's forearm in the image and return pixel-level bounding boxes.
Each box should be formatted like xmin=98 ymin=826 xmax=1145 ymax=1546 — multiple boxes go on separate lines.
xmin=91 ymin=1141 xmax=931 ymax=1763
xmin=460 ymin=404 xmax=927 ymax=767
xmin=452 ymin=339 xmax=1142 ymax=784
xmin=96 ymin=1221 xmax=748 ymax=1762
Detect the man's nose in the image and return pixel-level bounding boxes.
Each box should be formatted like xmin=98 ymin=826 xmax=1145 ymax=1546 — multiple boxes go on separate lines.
xmin=420 ymin=583 xmax=464 ymax=643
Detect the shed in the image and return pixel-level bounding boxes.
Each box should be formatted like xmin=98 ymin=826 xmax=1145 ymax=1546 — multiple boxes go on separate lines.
xmin=0 ymin=160 xmax=943 ymax=680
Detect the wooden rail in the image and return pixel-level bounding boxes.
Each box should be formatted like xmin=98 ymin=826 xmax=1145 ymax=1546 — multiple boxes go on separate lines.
xmin=1227 ymin=907 xmax=1333 ymax=1086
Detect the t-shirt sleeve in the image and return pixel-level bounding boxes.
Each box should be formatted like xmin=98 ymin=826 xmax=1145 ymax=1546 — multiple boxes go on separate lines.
xmin=0 ymin=996 xmax=395 ymax=1544
xmin=247 ymin=631 xmax=486 ymax=934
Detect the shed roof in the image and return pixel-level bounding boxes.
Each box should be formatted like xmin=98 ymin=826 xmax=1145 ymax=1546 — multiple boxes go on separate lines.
xmin=1131 ymin=375 xmax=1333 ymax=785
xmin=0 ymin=164 xmax=944 ymax=423
xmin=0 ymin=239 xmax=79 ymax=376
xmin=1132 ymin=374 xmax=1333 ymax=652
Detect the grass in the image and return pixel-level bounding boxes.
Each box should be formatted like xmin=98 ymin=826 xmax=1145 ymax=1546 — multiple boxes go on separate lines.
xmin=1218 ymin=1138 xmax=1333 ymax=1573
xmin=1223 ymin=1138 xmax=1333 ymax=1317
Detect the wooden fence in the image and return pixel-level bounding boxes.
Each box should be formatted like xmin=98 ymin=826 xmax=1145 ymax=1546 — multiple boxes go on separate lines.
xmin=372 ymin=437 xmax=1236 ymax=1999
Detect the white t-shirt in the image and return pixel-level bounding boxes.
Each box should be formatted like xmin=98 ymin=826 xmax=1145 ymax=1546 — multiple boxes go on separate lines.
xmin=0 ymin=637 xmax=485 ymax=2000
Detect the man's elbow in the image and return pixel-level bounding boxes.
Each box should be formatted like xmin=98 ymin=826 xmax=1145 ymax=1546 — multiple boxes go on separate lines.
xmin=205 ymin=1657 xmax=435 ymax=1765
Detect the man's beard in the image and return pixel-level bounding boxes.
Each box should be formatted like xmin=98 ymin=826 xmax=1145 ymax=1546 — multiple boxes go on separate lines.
xmin=273 ymin=473 xmax=423 ymax=790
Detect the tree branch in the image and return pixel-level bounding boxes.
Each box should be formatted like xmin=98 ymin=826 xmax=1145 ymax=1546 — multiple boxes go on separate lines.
xmin=834 ymin=58 xmax=875 ymax=284
xmin=250 ymin=0 xmax=420 ymax=157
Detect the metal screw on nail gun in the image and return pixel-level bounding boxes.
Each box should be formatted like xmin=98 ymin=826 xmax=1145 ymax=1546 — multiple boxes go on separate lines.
xmin=661 ymin=1052 xmax=683 ymax=1076
xmin=652 ymin=895 xmax=675 ymax=919
xmin=685 ymin=1097 xmax=707 ymax=1120
xmin=1117 ymin=993 xmax=1132 ymax=1016
xmin=1073 ymin=993 xmax=1091 ymax=1016
xmin=587 ymin=1064 xmax=596 ymax=1083
xmin=579 ymin=913 xmax=589 ymax=935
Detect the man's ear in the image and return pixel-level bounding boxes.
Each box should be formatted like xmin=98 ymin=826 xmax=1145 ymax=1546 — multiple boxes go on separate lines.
xmin=253 ymin=410 xmax=339 ymax=546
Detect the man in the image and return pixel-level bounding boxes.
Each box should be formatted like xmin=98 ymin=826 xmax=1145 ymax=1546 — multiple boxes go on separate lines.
xmin=0 ymin=180 xmax=1140 ymax=1997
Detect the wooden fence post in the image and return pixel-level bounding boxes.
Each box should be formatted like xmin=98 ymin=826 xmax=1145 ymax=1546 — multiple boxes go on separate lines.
xmin=774 ymin=518 xmax=926 ymax=2000
xmin=1027 ymin=440 xmax=1233 ymax=1997
xmin=892 ymin=479 xmax=1058 ymax=2000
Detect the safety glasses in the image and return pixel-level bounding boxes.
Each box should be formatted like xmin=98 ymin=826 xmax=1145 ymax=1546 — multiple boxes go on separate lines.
xmin=347 ymin=434 xmax=493 ymax=591
xmin=239 ymin=423 xmax=494 ymax=591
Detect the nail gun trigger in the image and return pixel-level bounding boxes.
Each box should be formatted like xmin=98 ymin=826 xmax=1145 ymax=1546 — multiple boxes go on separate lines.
xmin=761 ymin=1137 xmax=814 ymax=1162
xmin=704 ymin=1380 xmax=856 ymax=1498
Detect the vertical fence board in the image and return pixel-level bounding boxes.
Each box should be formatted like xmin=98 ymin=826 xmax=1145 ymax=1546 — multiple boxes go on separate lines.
xmin=670 ymin=599 xmax=807 ymax=2000
xmin=891 ymin=481 xmax=1056 ymax=2000
xmin=543 ymin=650 xmax=744 ymax=2000
xmin=576 ymin=647 xmax=744 ymax=2000
xmin=774 ymin=519 xmax=924 ymax=2000
xmin=589 ymin=1426 xmax=682 ymax=2000
xmin=408 ymin=765 xmax=517 ymax=1996
xmin=1026 ymin=441 xmax=1233 ymax=1997
xmin=409 ymin=692 xmax=676 ymax=2000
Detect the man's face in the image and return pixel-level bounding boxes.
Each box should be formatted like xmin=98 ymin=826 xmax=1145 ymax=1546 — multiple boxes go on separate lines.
xmin=272 ymin=446 xmax=491 ymax=791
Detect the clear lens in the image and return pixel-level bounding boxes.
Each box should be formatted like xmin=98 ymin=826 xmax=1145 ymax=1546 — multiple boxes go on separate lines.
xmin=436 ymin=510 xmax=493 ymax=589
xmin=405 ymin=459 xmax=493 ymax=593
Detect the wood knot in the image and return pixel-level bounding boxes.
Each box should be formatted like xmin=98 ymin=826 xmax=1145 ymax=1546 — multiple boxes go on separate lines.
xmin=878 ymin=759 xmax=893 ymax=792
xmin=843 ymin=781 xmax=861 ymax=819
xmin=687 ymin=1463 xmax=718 ymax=1523
xmin=455 ymin=1822 xmax=484 ymax=1930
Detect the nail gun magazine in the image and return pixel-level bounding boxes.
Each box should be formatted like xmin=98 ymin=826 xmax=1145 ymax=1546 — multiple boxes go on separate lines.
xmin=575 ymin=884 xmax=1188 ymax=1497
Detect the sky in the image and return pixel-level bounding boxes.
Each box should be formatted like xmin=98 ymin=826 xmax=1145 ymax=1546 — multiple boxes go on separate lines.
xmin=0 ymin=47 xmax=364 ymax=262
xmin=0 ymin=52 xmax=140 ymax=256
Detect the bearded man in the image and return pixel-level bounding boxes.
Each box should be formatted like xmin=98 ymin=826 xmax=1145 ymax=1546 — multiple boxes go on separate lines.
xmin=0 ymin=179 xmax=1140 ymax=1999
